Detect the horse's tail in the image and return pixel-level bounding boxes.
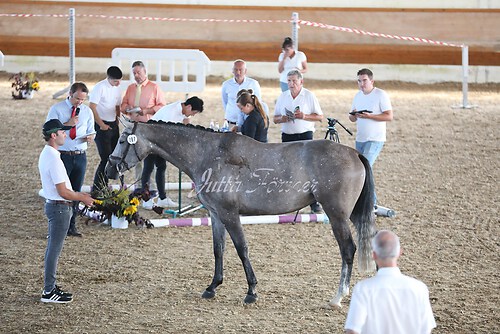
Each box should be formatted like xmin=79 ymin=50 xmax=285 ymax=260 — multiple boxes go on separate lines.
xmin=350 ymin=154 xmax=377 ymax=273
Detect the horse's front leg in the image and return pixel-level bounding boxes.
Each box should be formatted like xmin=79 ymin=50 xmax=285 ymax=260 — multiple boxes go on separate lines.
xmin=327 ymin=215 xmax=356 ymax=309
xmin=223 ymin=214 xmax=258 ymax=304
xmin=202 ymin=213 xmax=226 ymax=300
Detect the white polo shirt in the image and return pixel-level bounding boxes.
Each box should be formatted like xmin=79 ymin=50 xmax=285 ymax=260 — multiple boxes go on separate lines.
xmin=345 ymin=267 xmax=436 ymax=334
xmin=89 ymin=79 xmax=122 ymax=122
xmin=274 ymin=87 xmax=323 ymax=134
xmin=38 ymin=145 xmax=72 ymax=201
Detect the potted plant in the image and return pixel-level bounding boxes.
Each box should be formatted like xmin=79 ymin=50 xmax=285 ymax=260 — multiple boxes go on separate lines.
xmin=86 ymin=185 xmax=153 ymax=229
xmin=9 ymin=72 xmax=40 ymax=99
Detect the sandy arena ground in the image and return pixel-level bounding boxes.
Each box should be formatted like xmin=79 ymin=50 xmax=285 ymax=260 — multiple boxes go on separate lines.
xmin=0 ymin=72 xmax=498 ymax=333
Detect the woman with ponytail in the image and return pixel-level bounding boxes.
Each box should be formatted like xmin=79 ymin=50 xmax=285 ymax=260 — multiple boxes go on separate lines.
xmin=236 ymin=89 xmax=268 ymax=143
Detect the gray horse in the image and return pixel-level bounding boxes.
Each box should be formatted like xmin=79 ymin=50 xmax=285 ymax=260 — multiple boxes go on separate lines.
xmin=105 ymin=120 xmax=376 ymax=307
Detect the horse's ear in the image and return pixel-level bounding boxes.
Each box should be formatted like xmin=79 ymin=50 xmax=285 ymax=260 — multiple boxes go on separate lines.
xmin=122 ymin=118 xmax=135 ymax=129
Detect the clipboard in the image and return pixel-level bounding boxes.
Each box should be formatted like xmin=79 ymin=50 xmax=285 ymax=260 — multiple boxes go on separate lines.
xmin=75 ymin=132 xmax=96 ymax=140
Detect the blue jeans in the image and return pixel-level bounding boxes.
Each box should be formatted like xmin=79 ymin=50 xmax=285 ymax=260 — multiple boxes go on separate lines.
xmin=355 ymin=141 xmax=384 ymax=204
xmin=93 ymin=121 xmax=119 ymax=190
xmin=44 ymin=202 xmax=72 ymax=293
xmin=60 ymin=152 xmax=87 ymax=226
xmin=280 ymin=81 xmax=289 ymax=92
xmin=142 ymin=154 xmax=167 ymax=199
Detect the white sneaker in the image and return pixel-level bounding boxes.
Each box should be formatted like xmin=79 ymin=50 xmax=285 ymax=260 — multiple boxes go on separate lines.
xmin=156 ymin=197 xmax=178 ymax=208
xmin=142 ymin=198 xmax=154 ymax=210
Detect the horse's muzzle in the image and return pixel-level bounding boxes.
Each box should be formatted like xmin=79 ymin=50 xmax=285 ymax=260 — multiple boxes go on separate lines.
xmin=105 ymin=157 xmax=122 ymax=180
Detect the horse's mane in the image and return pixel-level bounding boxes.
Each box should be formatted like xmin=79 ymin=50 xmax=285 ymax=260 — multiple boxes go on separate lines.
xmin=145 ymin=119 xmax=216 ymax=133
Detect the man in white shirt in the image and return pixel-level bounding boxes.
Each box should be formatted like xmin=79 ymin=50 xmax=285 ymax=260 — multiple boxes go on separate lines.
xmin=46 ymin=82 xmax=95 ymax=237
xmin=143 ymin=96 xmax=204 ymax=209
xmin=348 ymin=68 xmax=393 ymax=205
xmin=221 ymin=59 xmax=261 ymax=128
xmin=274 ymin=69 xmax=323 ymax=213
xmin=89 ymin=66 xmax=122 ymax=192
xmin=345 ymin=230 xmax=436 ymax=334
xmin=39 ymin=119 xmax=94 ymax=303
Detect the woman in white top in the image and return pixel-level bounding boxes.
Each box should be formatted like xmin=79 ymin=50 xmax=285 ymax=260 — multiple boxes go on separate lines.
xmin=278 ymin=37 xmax=308 ymax=92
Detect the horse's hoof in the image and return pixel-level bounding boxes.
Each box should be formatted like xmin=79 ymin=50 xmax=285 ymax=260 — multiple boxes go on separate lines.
xmin=243 ymin=293 xmax=258 ymax=305
xmin=202 ymin=289 xmax=216 ymax=299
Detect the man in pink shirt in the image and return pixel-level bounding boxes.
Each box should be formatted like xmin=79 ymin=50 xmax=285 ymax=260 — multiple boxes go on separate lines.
xmin=120 ymin=60 xmax=166 ymax=188
xmin=121 ymin=60 xmax=166 ymax=122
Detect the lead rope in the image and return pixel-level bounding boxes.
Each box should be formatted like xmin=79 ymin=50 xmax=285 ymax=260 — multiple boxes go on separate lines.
xmin=292 ymin=210 xmax=300 ymax=225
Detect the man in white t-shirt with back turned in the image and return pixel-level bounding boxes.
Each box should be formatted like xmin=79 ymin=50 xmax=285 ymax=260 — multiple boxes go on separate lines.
xmin=344 ymin=230 xmax=436 ymax=334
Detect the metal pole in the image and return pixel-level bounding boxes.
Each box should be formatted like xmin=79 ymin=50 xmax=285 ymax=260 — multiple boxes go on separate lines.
xmin=461 ymin=45 xmax=469 ymax=108
xmin=292 ymin=12 xmax=299 ymax=51
xmin=69 ymin=8 xmax=75 ymax=85
xmin=52 ymin=8 xmax=75 ymax=98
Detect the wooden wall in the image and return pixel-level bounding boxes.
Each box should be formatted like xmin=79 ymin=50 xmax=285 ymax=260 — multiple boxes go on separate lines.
xmin=1 ymin=1 xmax=498 ymax=65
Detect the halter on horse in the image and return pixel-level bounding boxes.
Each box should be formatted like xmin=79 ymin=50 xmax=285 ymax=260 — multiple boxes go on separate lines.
xmin=106 ymin=120 xmax=376 ymax=307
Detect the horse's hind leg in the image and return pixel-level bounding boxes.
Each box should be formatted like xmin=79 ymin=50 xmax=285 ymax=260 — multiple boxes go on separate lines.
xmin=326 ymin=211 xmax=356 ymax=309
xmin=202 ymin=213 xmax=226 ymax=300
xmin=222 ymin=214 xmax=258 ymax=304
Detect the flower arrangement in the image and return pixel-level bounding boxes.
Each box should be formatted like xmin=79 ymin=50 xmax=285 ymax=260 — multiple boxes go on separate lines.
xmin=84 ymin=185 xmax=154 ymax=228
xmin=9 ymin=72 xmax=40 ymax=99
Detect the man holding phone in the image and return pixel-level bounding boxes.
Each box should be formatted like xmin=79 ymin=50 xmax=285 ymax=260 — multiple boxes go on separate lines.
xmin=349 ymin=68 xmax=393 ymax=205
xmin=46 ymin=82 xmax=95 ymax=237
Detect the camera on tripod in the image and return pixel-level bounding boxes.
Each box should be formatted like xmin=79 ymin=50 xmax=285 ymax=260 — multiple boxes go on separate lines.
xmin=327 ymin=117 xmax=337 ymax=128
xmin=325 ymin=117 xmax=352 ymax=143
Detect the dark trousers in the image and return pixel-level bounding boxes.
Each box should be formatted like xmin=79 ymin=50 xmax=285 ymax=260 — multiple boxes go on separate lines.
xmin=281 ymin=131 xmax=319 ymax=210
xmin=281 ymin=131 xmax=314 ymax=142
xmin=60 ymin=152 xmax=87 ymax=227
xmin=141 ymin=154 xmax=167 ymax=200
xmin=93 ymin=121 xmax=119 ymax=189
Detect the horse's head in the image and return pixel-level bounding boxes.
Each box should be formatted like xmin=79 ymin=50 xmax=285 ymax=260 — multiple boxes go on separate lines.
xmin=105 ymin=120 xmax=149 ymax=179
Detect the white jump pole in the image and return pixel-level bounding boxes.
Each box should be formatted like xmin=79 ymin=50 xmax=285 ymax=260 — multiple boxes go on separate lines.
xmin=0 ymin=50 xmax=4 ymax=67
xmin=151 ymin=213 xmax=327 ymax=228
xmin=53 ymin=8 xmax=75 ymax=99
xmin=80 ymin=182 xmax=194 ymax=193
xmin=292 ymin=12 xmax=299 ymax=50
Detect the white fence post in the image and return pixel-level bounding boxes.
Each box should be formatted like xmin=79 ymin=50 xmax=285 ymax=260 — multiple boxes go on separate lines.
xmin=0 ymin=50 xmax=4 ymax=67
xmin=461 ymin=45 xmax=471 ymax=108
xmin=292 ymin=12 xmax=299 ymax=51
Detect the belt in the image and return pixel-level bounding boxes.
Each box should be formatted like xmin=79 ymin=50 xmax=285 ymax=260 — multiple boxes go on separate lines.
xmin=46 ymin=199 xmax=72 ymax=206
xmin=59 ymin=150 xmax=86 ymax=155
xmin=227 ymin=121 xmax=237 ymax=125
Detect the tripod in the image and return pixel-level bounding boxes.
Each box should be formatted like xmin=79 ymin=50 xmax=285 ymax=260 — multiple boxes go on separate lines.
xmin=324 ymin=117 xmax=353 ymax=143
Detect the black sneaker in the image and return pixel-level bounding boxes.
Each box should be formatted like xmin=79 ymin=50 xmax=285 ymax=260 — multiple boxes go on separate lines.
xmin=41 ymin=286 xmax=73 ymax=303
xmin=54 ymin=285 xmax=73 ymax=297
